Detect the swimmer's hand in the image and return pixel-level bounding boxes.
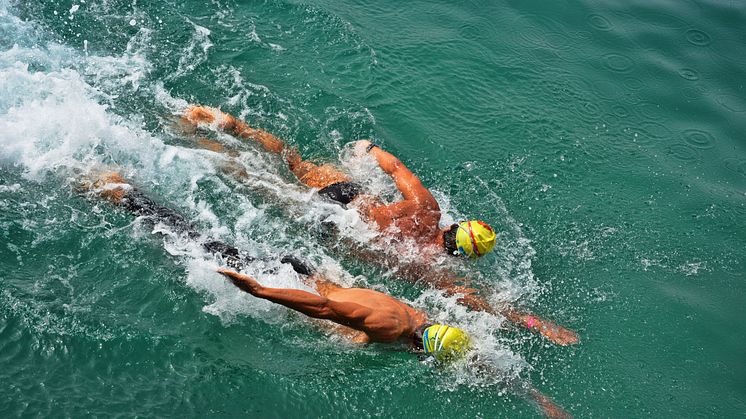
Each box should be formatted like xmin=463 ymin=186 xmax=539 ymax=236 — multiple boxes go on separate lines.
xmin=183 ymin=105 xmax=218 ymax=126
xmin=506 ymin=309 xmax=579 ymax=346
xmin=352 ymin=140 xmax=373 ymax=156
xmin=218 ymin=268 xmax=262 ymax=295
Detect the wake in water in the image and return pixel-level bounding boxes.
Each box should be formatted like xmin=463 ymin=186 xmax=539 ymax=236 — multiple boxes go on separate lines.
xmin=0 ymin=1 xmax=575 ymax=416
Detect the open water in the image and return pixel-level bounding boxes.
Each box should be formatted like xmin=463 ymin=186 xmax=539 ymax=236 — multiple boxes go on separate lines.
xmin=1 ymin=0 xmax=745 ymax=417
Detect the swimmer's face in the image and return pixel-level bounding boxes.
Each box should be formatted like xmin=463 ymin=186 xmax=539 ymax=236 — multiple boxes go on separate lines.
xmin=442 ymin=224 xmax=460 ymax=256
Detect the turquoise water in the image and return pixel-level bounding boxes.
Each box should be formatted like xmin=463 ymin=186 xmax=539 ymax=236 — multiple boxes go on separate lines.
xmin=2 ymin=0 xmax=745 ymax=416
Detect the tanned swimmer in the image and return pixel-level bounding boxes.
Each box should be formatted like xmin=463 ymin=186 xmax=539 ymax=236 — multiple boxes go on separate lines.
xmin=182 ymin=106 xmax=495 ymax=258
xmin=217 ymin=266 xmax=571 ymax=418
xmin=82 ymin=172 xmax=569 ymax=416
xmin=180 ymin=106 xmax=578 ymax=346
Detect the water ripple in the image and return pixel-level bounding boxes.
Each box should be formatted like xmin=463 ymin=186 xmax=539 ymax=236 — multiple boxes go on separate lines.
xmin=588 ymin=14 xmax=613 ymax=31
xmin=682 ymin=129 xmax=716 ymax=149
xmin=603 ymin=53 xmax=634 ymax=73
xmin=685 ymin=29 xmax=712 ymax=46
xmin=667 ymin=144 xmax=700 ymax=162
xmin=678 ymin=68 xmax=699 ymax=81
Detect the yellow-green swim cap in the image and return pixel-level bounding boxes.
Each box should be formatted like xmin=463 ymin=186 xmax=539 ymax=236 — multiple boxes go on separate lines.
xmin=422 ymin=324 xmax=471 ymax=361
xmin=455 ymin=220 xmax=496 ymax=258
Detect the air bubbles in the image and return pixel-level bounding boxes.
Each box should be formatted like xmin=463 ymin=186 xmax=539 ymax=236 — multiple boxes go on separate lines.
xmin=685 ymin=29 xmax=711 ymax=46
xmin=678 ymin=68 xmax=699 ymax=81
xmin=129 ymin=19 xmax=137 ymax=26
xmin=602 ymin=53 xmax=634 ymax=73
xmin=588 ymin=14 xmax=613 ymax=31
xmin=682 ymin=129 xmax=715 ymax=149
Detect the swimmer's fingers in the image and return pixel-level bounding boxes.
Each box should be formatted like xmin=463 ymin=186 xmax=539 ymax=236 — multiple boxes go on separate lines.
xmin=217 ymin=267 xmax=245 ymax=280
xmin=217 ymin=268 xmax=261 ymax=294
xmin=352 ymin=139 xmax=372 ymax=156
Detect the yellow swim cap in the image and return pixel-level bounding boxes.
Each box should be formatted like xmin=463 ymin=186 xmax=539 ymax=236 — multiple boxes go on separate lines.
xmin=455 ymin=220 xmax=496 ymax=258
xmin=422 ymin=324 xmax=471 ymax=361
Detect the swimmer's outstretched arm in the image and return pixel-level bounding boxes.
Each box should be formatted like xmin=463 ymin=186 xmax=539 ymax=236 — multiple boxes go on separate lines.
xmin=218 ymin=268 xmax=373 ymax=331
xmin=445 ymin=284 xmax=579 ymax=346
xmin=181 ymin=105 xmax=344 ymax=187
xmin=502 ymin=308 xmax=579 ymax=346
xmin=183 ymin=106 xmax=285 ymax=153
xmin=393 ymin=261 xmax=579 ymax=345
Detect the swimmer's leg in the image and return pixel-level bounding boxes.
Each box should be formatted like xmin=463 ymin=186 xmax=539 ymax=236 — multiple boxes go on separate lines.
xmin=182 ymin=105 xmax=351 ymax=189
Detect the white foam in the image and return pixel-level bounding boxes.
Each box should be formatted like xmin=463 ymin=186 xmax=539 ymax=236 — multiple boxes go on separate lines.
xmin=0 ymin=183 xmax=21 ymax=192
xmin=171 ymin=19 xmax=213 ymax=80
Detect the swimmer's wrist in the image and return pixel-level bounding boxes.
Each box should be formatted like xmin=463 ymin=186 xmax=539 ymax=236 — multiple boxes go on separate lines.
xmin=366 ymin=143 xmax=379 ymax=153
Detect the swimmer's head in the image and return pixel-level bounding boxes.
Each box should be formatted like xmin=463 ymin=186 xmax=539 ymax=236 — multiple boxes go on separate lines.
xmin=443 ymin=220 xmax=496 ymax=259
xmin=419 ymin=324 xmax=471 ymax=362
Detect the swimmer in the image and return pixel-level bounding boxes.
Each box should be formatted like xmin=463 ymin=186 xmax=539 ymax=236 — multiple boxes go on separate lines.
xmin=182 ymin=106 xmax=496 ymax=259
xmin=81 ymin=172 xmax=255 ymax=270
xmin=180 ymin=106 xmax=579 ymax=346
xmin=218 ymin=264 xmax=571 ymax=419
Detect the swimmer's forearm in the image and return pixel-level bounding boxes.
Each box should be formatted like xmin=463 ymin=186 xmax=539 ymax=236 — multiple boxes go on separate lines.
xmin=502 ymin=308 xmax=579 ymax=346
xmin=184 ymin=106 xmax=286 ymax=153
xmin=218 ymin=269 xmax=335 ymax=319
xmin=528 ymin=387 xmax=572 ymax=419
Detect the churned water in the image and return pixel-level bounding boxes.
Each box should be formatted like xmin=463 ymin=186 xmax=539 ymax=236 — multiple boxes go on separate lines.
xmin=1 ymin=0 xmax=744 ymax=417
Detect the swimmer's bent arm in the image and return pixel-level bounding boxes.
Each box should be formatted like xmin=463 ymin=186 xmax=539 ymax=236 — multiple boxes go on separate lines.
xmin=357 ymin=140 xmax=438 ymax=207
xmin=218 ymin=269 xmax=373 ymax=331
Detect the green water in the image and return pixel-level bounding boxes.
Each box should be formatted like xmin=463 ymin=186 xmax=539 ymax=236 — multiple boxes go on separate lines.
xmin=1 ymin=0 xmax=745 ymax=416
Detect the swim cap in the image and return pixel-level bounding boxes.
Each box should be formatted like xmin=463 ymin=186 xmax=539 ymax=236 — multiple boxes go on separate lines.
xmin=455 ymin=220 xmax=496 ymax=258
xmin=422 ymin=324 xmax=471 ymax=361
